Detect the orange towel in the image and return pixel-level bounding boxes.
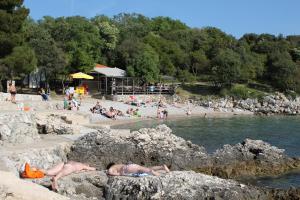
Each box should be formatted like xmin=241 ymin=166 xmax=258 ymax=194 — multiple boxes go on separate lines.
xmin=21 ymin=163 xmax=45 ymax=179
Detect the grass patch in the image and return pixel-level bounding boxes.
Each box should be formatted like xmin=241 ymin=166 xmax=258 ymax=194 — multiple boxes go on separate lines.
xmin=175 ymin=83 xmax=220 ymax=100
xmin=176 ymin=83 xmax=269 ymax=100
xmin=220 ymin=84 xmax=266 ymax=100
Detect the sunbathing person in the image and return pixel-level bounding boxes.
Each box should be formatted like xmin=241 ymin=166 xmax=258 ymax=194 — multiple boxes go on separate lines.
xmin=21 ymin=161 xmax=96 ymax=191
xmin=126 ymin=108 xmax=134 ymax=115
xmin=133 ymin=108 xmax=141 ymax=117
xmin=116 ymin=110 xmax=124 ymax=116
xmin=107 ymin=163 xmax=170 ymax=176
xmin=90 ymin=101 xmax=102 ymax=113
xmin=104 ymin=110 xmax=116 ymax=120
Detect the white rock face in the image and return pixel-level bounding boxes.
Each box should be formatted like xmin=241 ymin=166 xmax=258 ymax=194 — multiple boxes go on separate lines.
xmin=0 ymin=113 xmax=40 ymax=143
xmin=69 ymin=125 xmax=210 ymax=170
xmin=32 ymin=170 xmax=267 ymax=200
xmin=0 ymin=171 xmax=69 ymax=200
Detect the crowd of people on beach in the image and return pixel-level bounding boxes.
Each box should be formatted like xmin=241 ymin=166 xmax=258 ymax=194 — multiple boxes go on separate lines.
xmin=90 ymin=101 xmax=125 ymax=120
xmin=6 ymin=81 xmax=194 ymax=119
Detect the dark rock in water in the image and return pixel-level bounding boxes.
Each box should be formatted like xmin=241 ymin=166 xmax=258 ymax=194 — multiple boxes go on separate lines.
xmin=268 ymin=187 xmax=300 ymax=200
xmin=68 ymin=125 xmax=210 ymax=170
xmin=197 ymin=138 xmax=300 ymax=178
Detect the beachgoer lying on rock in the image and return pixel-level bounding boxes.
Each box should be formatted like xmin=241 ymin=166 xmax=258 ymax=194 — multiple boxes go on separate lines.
xmin=133 ymin=108 xmax=141 ymax=117
xmin=107 ymin=163 xmax=170 ymax=176
xmin=20 ymin=161 xmax=96 ymax=191
xmin=90 ymin=101 xmax=102 ymax=113
xmin=116 ymin=110 xmax=124 ymax=116
xmin=104 ymin=110 xmax=116 ymax=120
xmin=126 ymin=108 xmax=134 ymax=115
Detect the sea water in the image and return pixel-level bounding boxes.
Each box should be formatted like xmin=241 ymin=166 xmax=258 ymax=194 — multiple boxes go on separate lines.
xmin=114 ymin=115 xmax=300 ymax=188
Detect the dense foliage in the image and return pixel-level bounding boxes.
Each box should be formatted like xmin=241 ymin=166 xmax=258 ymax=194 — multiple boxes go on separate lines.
xmin=1 ymin=1 xmax=300 ymax=93
xmin=0 ymin=0 xmax=34 ymax=84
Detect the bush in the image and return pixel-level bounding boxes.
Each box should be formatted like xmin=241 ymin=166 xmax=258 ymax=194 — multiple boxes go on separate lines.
xmin=220 ymin=84 xmax=265 ymax=100
xmin=285 ymin=90 xmax=297 ymax=100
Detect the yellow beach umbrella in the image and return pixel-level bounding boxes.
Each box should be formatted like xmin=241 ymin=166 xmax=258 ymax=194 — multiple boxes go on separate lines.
xmin=70 ymin=72 xmax=94 ymax=79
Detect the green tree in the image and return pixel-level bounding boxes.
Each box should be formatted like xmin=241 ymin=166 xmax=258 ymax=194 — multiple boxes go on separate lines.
xmin=2 ymin=45 xmax=37 ymax=79
xmin=25 ymin=20 xmax=68 ymax=82
xmin=0 ymin=0 xmax=29 ymax=58
xmin=290 ymin=48 xmax=300 ymax=62
xmin=190 ymin=50 xmax=209 ymax=76
xmin=236 ymin=41 xmax=266 ymax=82
xmin=130 ymin=45 xmax=160 ymax=83
xmin=40 ymin=16 xmax=102 ymax=73
xmin=212 ymin=49 xmax=242 ymax=86
xmin=0 ymin=0 xmax=31 ymax=89
xmin=151 ymin=16 xmax=188 ymax=34
xmin=267 ymin=51 xmax=297 ymax=90
xmin=92 ymin=16 xmax=119 ymax=50
xmin=113 ymin=13 xmax=152 ymax=41
xmin=177 ymin=69 xmax=196 ymax=83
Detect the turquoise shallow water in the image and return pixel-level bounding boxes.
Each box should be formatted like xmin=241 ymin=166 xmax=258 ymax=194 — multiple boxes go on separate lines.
xmin=114 ymin=116 xmax=300 ymax=188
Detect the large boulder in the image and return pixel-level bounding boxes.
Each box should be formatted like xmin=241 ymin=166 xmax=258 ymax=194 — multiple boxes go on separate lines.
xmin=33 ymin=170 xmax=269 ymax=200
xmin=0 ymin=113 xmax=40 ymax=144
xmin=0 ymin=171 xmax=68 ymax=200
xmin=199 ymin=139 xmax=300 ymax=178
xmin=68 ymin=125 xmax=209 ymax=170
xmin=0 ymin=136 xmax=71 ymax=175
xmin=36 ymin=114 xmax=74 ymax=135
xmin=105 ymin=171 xmax=267 ymax=200
xmin=33 ymin=171 xmax=107 ymax=200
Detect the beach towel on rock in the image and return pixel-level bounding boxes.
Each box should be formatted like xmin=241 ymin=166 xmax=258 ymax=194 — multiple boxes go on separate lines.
xmin=20 ymin=163 xmax=45 ymax=179
xmin=130 ymin=173 xmax=150 ymax=177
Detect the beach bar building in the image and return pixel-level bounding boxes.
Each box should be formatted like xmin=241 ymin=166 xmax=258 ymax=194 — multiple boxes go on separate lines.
xmin=82 ymin=64 xmax=175 ymax=97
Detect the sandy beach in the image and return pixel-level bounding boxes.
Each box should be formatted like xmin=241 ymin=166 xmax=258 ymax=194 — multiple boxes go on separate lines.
xmin=0 ymin=94 xmax=253 ymax=127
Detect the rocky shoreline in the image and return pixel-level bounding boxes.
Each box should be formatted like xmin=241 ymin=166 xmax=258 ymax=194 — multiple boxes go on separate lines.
xmin=1 ymin=112 xmax=300 ymax=199
xmin=197 ymin=92 xmax=300 ymax=115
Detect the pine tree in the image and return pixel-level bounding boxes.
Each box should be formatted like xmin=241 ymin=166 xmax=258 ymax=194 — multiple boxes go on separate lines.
xmin=0 ymin=0 xmax=29 ymax=58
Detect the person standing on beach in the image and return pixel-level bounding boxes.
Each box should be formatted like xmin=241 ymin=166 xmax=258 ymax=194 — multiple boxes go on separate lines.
xmin=8 ymin=83 xmax=17 ymax=103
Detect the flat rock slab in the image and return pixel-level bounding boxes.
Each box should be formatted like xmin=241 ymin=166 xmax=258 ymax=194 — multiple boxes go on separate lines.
xmin=106 ymin=171 xmax=267 ymax=200
xmin=32 ymin=170 xmax=267 ymax=200
xmin=0 ymin=171 xmax=68 ymax=200
xmin=0 ymin=135 xmax=72 ymax=175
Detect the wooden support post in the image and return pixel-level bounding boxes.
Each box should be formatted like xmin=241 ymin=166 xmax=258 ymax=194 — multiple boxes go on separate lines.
xmin=122 ymin=78 xmax=124 ymax=95
xmin=133 ymin=78 xmax=135 ymax=95
xmin=111 ymin=78 xmax=114 ymax=95
xmin=105 ymin=76 xmax=107 ymax=95
xmin=97 ymin=73 xmax=100 ymax=92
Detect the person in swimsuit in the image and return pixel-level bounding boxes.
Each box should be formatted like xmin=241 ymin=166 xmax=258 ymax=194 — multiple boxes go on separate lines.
xmin=8 ymin=83 xmax=16 ymax=103
xmin=21 ymin=161 xmax=96 ymax=191
xmin=107 ymin=163 xmax=170 ymax=176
